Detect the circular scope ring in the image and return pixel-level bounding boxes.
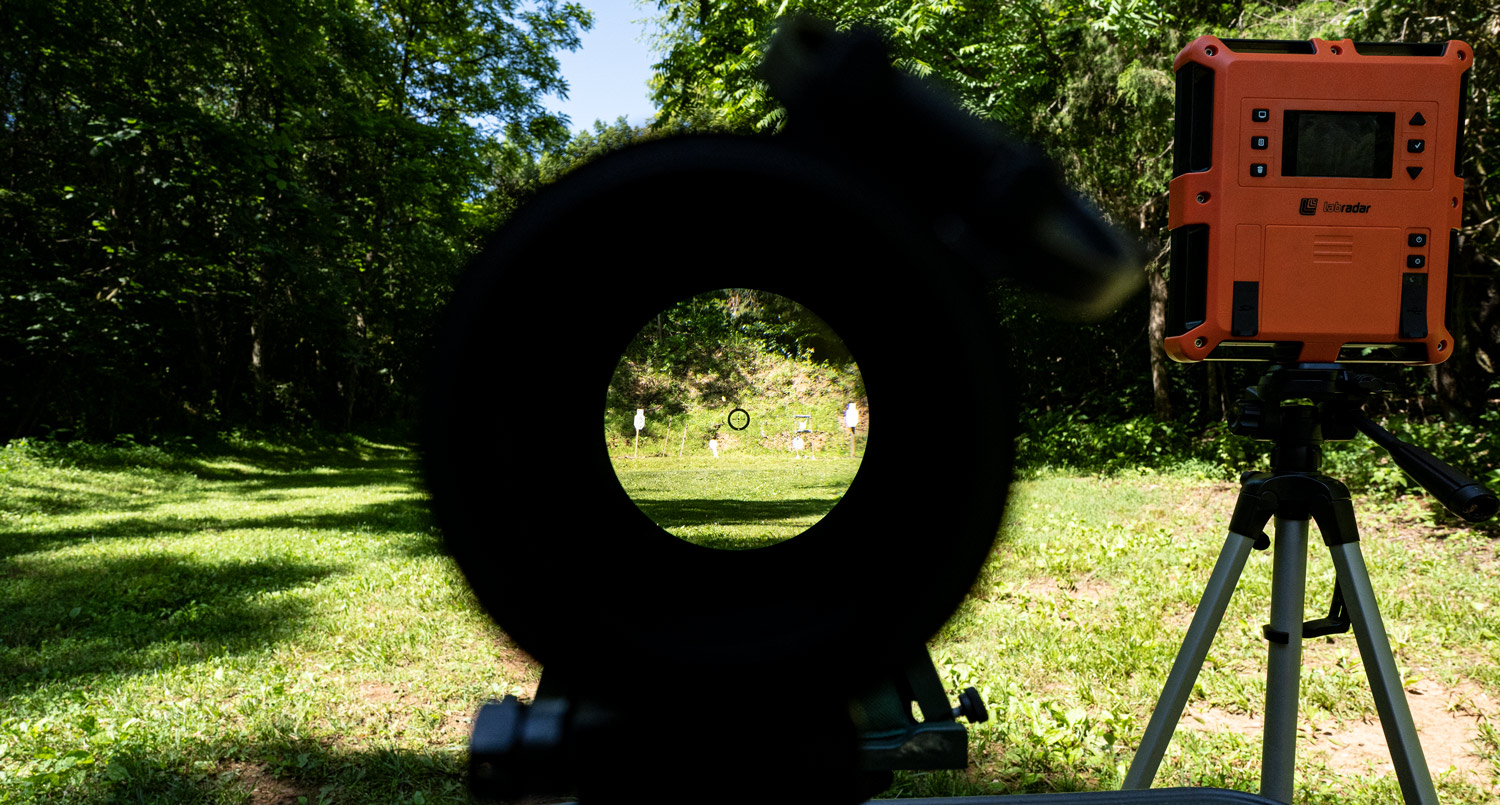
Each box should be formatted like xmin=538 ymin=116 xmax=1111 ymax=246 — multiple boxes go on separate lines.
xmin=424 ymin=136 xmax=1013 ymax=695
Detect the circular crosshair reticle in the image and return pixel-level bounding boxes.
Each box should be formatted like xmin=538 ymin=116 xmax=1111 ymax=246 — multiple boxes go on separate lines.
xmin=727 ymin=408 xmax=750 ymax=430
xmin=423 ymin=135 xmax=1015 ymax=699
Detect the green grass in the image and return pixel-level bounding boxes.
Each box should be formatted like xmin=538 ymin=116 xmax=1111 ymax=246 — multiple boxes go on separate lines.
xmin=0 ymin=437 xmax=526 ymax=803
xmin=608 ymin=453 xmax=861 ymax=549
xmin=3 ymin=440 xmax=1498 ymax=803
xmin=897 ymin=472 xmax=1500 ymax=802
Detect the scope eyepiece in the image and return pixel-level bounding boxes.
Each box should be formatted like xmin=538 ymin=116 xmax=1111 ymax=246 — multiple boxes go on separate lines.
xmin=424 ymin=19 xmax=1144 ymax=803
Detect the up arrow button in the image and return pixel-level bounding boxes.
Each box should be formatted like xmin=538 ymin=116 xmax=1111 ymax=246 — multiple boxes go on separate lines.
xmin=1410 ymin=112 xmax=1427 ymax=125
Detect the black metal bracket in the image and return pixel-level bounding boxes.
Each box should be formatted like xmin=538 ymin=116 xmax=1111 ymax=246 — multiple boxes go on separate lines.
xmin=1261 ymin=582 xmax=1349 ymax=644
xmin=1302 ymin=581 xmax=1352 ymax=639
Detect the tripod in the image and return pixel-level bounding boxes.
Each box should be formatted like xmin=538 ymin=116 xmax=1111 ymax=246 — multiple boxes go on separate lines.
xmin=1122 ymin=366 xmax=1497 ymax=804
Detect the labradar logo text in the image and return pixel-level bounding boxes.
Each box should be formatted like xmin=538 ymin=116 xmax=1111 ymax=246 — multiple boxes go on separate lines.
xmin=1300 ymin=197 xmax=1372 ymax=215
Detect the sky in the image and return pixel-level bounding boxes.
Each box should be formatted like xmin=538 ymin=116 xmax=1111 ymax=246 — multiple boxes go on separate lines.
xmin=542 ymin=0 xmax=661 ymax=133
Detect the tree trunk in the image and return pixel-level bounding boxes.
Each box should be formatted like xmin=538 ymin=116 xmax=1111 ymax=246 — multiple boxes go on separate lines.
xmin=249 ymin=264 xmax=270 ymax=417
xmin=188 ymin=299 xmax=217 ymax=398
xmin=1206 ymin=361 xmax=1224 ymax=423
xmin=1426 ymin=255 xmax=1500 ymax=420
xmin=343 ymin=306 xmax=366 ymax=431
xmin=1147 ymin=266 xmax=1174 ymax=420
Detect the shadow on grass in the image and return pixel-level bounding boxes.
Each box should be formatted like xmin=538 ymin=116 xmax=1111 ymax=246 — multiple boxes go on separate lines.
xmin=629 ymin=497 xmax=840 ymax=527
xmin=190 ymin=455 xmax=421 ymax=487
xmin=0 ymin=553 xmax=336 ymax=689
xmin=4 ymin=438 xmax=421 ymax=508
xmin=56 ymin=735 xmax=469 ymax=805
xmin=0 ymin=494 xmax=436 ymax=560
xmin=16 ymin=431 xmax=417 ymax=475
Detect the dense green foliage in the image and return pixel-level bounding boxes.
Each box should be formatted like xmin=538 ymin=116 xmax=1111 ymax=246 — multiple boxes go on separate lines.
xmin=4 ymin=0 xmax=1498 ymax=471
xmin=1 ymin=0 xmax=590 ymax=438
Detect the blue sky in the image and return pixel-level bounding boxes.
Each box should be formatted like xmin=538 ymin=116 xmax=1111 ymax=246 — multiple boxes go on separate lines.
xmin=542 ymin=0 xmax=661 ymax=133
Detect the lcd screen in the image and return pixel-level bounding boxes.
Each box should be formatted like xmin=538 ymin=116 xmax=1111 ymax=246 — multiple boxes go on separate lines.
xmin=1281 ymin=111 xmax=1395 ymax=178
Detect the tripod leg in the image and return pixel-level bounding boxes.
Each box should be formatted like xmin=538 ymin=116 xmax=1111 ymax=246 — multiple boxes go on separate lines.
xmin=1327 ymin=540 xmax=1439 ymax=804
xmin=1122 ymin=530 xmax=1258 ymax=790
xmin=1260 ymin=516 xmax=1309 ymax=803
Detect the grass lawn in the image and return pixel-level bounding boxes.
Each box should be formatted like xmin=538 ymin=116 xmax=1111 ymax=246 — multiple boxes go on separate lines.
xmin=2 ymin=438 xmax=1497 ymax=803
xmin=608 ymin=453 xmax=861 ymax=549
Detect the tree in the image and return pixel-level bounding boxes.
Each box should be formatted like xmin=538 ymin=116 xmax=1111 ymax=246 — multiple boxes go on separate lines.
xmin=646 ymin=0 xmax=1070 ymax=134
xmin=0 ymin=0 xmax=592 ymax=437
xmin=639 ymin=0 xmax=1229 ymax=421
xmin=1349 ymin=1 xmax=1500 ymax=417
xmin=642 ymin=0 xmax=1500 ymax=425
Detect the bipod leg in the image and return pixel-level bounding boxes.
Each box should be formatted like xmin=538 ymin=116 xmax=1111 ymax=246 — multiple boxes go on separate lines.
xmin=1260 ymin=516 xmax=1310 ymax=803
xmin=1122 ymin=529 xmax=1259 ymax=790
xmin=1327 ymin=537 xmax=1439 ymax=804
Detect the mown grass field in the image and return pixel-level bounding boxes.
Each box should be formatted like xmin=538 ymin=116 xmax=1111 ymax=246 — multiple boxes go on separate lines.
xmin=609 ymin=453 xmax=862 ymax=549
xmin=2 ymin=437 xmax=1498 ymax=803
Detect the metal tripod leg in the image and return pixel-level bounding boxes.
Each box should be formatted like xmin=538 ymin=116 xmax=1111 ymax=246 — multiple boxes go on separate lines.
xmin=1327 ymin=539 xmax=1439 ymax=804
xmin=1260 ymin=517 xmax=1309 ymax=803
xmin=1122 ymin=530 xmax=1258 ymax=790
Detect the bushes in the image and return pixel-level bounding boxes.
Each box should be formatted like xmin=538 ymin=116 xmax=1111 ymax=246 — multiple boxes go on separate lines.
xmin=1015 ymin=408 xmax=1499 ymax=509
xmin=1015 ymin=412 xmax=1248 ymax=477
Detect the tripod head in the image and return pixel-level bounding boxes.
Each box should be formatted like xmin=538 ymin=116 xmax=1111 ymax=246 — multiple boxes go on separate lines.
xmin=1230 ymin=364 xmax=1498 ymax=522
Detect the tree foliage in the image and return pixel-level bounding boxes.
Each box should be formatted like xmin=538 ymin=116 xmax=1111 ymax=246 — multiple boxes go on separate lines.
xmin=644 ymin=0 xmax=1500 ymax=426
xmin=607 ymin=288 xmax=857 ymax=416
xmin=0 ymin=0 xmax=590 ymax=437
xmin=7 ymin=0 xmax=1500 ymax=441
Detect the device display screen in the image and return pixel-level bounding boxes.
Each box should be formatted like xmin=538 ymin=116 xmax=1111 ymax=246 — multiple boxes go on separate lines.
xmin=1281 ymin=110 xmax=1395 ymax=178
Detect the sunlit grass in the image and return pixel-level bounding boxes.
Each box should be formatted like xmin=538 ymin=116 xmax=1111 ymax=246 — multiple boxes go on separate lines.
xmin=2 ymin=442 xmax=1497 ymax=802
xmin=0 ymin=438 xmax=528 ymax=803
xmin=609 ymin=453 xmax=862 ymax=549
xmin=901 ymin=471 xmax=1500 ymax=802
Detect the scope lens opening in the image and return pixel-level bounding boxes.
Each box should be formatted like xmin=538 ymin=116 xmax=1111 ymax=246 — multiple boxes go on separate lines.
xmin=605 ymin=288 xmax=867 ymax=550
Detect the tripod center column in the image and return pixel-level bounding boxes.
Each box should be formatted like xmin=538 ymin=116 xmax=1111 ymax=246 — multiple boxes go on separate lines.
xmin=1261 ymin=514 xmax=1311 ymax=801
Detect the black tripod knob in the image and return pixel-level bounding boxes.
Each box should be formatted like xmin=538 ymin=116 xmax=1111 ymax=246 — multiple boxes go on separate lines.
xmin=951 ymin=686 xmax=988 ymax=723
xmin=1231 ymin=400 xmax=1266 ymax=436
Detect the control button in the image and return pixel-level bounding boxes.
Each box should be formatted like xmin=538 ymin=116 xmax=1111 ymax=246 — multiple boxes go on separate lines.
xmin=1252 ymin=108 xmax=1270 ymax=123
xmin=1410 ymin=112 xmax=1427 ymax=126
xmin=1407 ymin=255 xmax=1427 ymax=269
xmin=1408 ymin=139 xmax=1426 ymax=153
xmin=1250 ymin=135 xmax=1269 ymax=150
xmin=1408 ymin=233 xmax=1427 ymax=247
xmin=1250 ymin=163 xmax=1268 ymax=177
xmin=1407 ymin=166 xmax=1424 ymax=179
